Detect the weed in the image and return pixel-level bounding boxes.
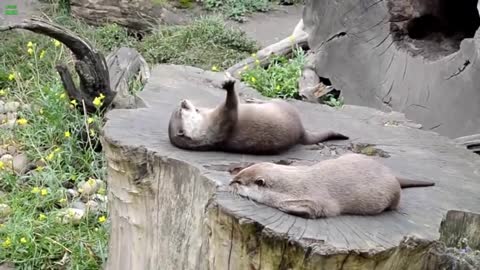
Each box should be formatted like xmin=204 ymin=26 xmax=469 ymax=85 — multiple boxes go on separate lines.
xmin=240 ymin=47 xmax=305 ymax=99
xmin=203 ymin=0 xmax=271 ymax=21
xmin=321 ymin=93 xmax=344 ymax=108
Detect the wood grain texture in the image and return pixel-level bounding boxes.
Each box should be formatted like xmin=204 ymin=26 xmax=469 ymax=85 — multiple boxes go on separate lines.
xmin=102 ymin=64 xmax=480 ymax=269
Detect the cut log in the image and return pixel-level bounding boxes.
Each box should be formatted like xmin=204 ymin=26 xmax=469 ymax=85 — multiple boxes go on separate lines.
xmin=101 ymin=64 xmax=480 ymax=269
xmin=439 ymin=210 xmax=480 ymax=250
xmin=70 ymin=0 xmax=189 ymax=31
xmin=302 ymin=0 xmax=480 ymax=139
xmin=454 ymin=134 xmax=480 ymax=155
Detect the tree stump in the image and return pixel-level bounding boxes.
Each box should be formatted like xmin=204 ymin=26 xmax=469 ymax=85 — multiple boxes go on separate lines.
xmin=302 ymin=0 xmax=480 ymax=139
xmin=101 ymin=64 xmax=480 ymax=269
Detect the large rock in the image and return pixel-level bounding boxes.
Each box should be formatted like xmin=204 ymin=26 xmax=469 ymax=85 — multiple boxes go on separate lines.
xmin=102 ymin=64 xmax=480 ymax=269
xmin=302 ymin=0 xmax=480 ymax=139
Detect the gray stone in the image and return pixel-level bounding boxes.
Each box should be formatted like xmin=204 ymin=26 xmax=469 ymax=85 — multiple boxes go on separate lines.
xmin=0 ymin=203 xmax=11 ymax=218
xmin=71 ymin=200 xmax=86 ymax=210
xmin=12 ymin=153 xmax=29 ymax=174
xmin=102 ymin=64 xmax=480 ymax=270
xmin=4 ymin=102 xmax=20 ymax=113
xmin=0 ymin=101 xmax=5 ymax=114
xmin=302 ymin=0 xmax=480 ymax=139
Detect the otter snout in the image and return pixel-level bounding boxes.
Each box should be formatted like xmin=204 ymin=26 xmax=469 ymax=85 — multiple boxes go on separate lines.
xmin=180 ymin=99 xmax=194 ymax=110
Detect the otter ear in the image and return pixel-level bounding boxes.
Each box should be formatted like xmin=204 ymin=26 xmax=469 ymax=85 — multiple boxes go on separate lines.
xmin=177 ymin=129 xmax=185 ymax=136
xmin=254 ymin=178 xmax=265 ymax=186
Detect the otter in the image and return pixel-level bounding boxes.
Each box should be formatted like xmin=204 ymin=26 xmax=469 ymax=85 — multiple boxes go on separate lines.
xmin=229 ymin=153 xmax=435 ymax=218
xmin=168 ymin=77 xmax=349 ymax=155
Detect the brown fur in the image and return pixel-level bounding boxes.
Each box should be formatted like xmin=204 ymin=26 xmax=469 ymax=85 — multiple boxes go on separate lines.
xmin=229 ymin=153 xmax=435 ymax=218
xmin=168 ymin=79 xmax=349 ymax=154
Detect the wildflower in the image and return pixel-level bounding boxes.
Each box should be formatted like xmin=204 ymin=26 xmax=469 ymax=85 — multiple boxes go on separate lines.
xmin=87 ymin=117 xmax=94 ymax=124
xmin=58 ymin=198 xmax=67 ymax=204
xmin=68 ymin=209 xmax=75 ymax=217
xmin=251 ymin=53 xmax=257 ymax=58
xmin=211 ymin=65 xmax=219 ymax=72
xmin=99 ymin=93 xmax=105 ymax=99
xmin=90 ymin=129 xmax=96 ymax=137
xmin=255 ymin=59 xmax=260 ymax=65
xmin=70 ymin=99 xmax=78 ymax=107
xmin=0 ymin=161 xmax=3 ymax=170
xmin=276 ymin=85 xmax=280 ymax=90
xmin=92 ymin=98 xmax=102 ymax=107
xmin=0 ymin=89 xmax=6 ymax=96
xmin=39 ymin=108 xmax=44 ymax=115
xmin=27 ymin=48 xmax=34 ymax=55
xmin=78 ymin=188 xmax=84 ymax=193
xmin=0 ymin=224 xmax=4 ymax=228
xmin=16 ymin=118 xmax=28 ymax=125
xmin=2 ymin=237 xmax=11 ymax=248
xmin=31 ymin=187 xmax=40 ymax=194
xmin=250 ymin=77 xmax=256 ymax=83
xmin=20 ymin=237 xmax=27 ymax=244
xmin=8 ymin=73 xmax=15 ymax=81
xmin=54 ymin=39 xmax=61 ymax=47
xmin=39 ymin=50 xmax=46 ymax=59
xmin=98 ymin=216 xmax=106 ymax=223
xmin=54 ymin=147 xmax=61 ymax=153
xmin=38 ymin=213 xmax=47 ymax=221
xmin=27 ymin=41 xmax=34 ymax=48
xmin=59 ymin=93 xmax=66 ymax=99
xmin=87 ymin=178 xmax=96 ymax=186
xmin=64 ymin=131 xmax=71 ymax=138
xmin=97 ymin=187 xmax=106 ymax=195
xmin=35 ymin=166 xmax=44 ymax=172
xmin=46 ymin=152 xmax=54 ymax=161
xmin=40 ymin=189 xmax=48 ymax=196
xmin=243 ymin=65 xmax=249 ymax=70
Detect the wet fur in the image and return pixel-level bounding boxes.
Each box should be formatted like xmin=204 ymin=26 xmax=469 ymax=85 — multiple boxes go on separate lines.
xmin=229 ymin=153 xmax=435 ymax=218
xmin=168 ymin=79 xmax=349 ymax=154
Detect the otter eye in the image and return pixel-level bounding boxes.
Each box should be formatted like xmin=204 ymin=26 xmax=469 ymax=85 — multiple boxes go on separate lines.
xmin=177 ymin=129 xmax=185 ymax=136
xmin=254 ymin=178 xmax=265 ymax=186
xmin=195 ymin=108 xmax=200 ymax=113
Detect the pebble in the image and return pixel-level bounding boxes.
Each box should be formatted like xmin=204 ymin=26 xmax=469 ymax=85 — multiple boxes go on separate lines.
xmin=0 ymin=147 xmax=6 ymax=157
xmin=6 ymin=145 xmax=17 ymax=155
xmin=4 ymin=102 xmax=20 ymax=113
xmin=78 ymin=179 xmax=104 ymax=196
xmin=0 ymin=154 xmax=13 ymax=168
xmin=85 ymin=200 xmax=99 ymax=214
xmin=71 ymin=200 xmax=86 ymax=210
xmin=0 ymin=114 xmax=5 ymax=124
xmin=57 ymin=208 xmax=85 ymax=224
xmin=0 ymin=204 xmax=12 ymax=218
xmin=0 ymin=101 xmax=4 ymax=114
xmin=12 ymin=153 xmax=29 ymax=174
xmin=66 ymin=189 xmax=79 ymax=200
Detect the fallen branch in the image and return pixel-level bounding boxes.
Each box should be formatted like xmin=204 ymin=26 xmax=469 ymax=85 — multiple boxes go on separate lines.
xmin=0 ymin=17 xmax=114 ymax=113
xmin=226 ymin=30 xmax=309 ymax=78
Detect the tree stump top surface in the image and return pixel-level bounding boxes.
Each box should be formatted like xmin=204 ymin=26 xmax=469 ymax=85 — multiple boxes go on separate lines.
xmin=103 ymin=64 xmax=480 ymax=254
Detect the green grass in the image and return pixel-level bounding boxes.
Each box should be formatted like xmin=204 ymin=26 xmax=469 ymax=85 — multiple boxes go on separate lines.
xmin=240 ymin=47 xmax=345 ymax=107
xmin=203 ymin=0 xmax=271 ymax=21
xmin=0 ymin=11 xmax=257 ymax=269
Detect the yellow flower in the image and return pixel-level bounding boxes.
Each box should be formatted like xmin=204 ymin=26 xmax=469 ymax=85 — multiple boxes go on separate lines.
xmin=78 ymin=188 xmax=84 ymax=193
xmin=35 ymin=166 xmax=44 ymax=172
xmin=31 ymin=187 xmax=40 ymax=194
xmin=98 ymin=216 xmax=106 ymax=223
xmin=97 ymin=187 xmax=106 ymax=195
xmin=20 ymin=237 xmax=27 ymax=244
xmin=58 ymin=198 xmax=67 ymax=204
xmin=2 ymin=237 xmax=11 ymax=248
xmin=0 ymin=161 xmax=3 ymax=170
xmin=90 ymin=129 xmax=96 ymax=137
xmin=243 ymin=65 xmax=249 ymax=70
xmin=27 ymin=48 xmax=34 ymax=55
xmin=99 ymin=93 xmax=106 ymax=99
xmin=8 ymin=73 xmax=15 ymax=81
xmin=255 ymin=59 xmax=260 ymax=65
xmin=0 ymin=89 xmax=6 ymax=96
xmin=87 ymin=117 xmax=94 ymax=124
xmin=27 ymin=41 xmax=34 ymax=48
xmin=70 ymin=100 xmax=78 ymax=107
xmin=39 ymin=50 xmax=46 ymax=59
xmin=38 ymin=213 xmax=47 ymax=221
xmin=251 ymin=53 xmax=257 ymax=58
xmin=54 ymin=40 xmax=61 ymax=47
xmin=250 ymin=77 xmax=256 ymax=83
xmin=59 ymin=93 xmax=66 ymax=99
xmin=87 ymin=178 xmax=96 ymax=186
xmin=16 ymin=118 xmax=28 ymax=125
xmin=0 ymin=224 xmax=4 ymax=228
xmin=93 ymin=97 xmax=103 ymax=108
xmin=64 ymin=131 xmax=71 ymax=138
xmin=276 ymin=85 xmax=280 ymax=90
xmin=211 ymin=65 xmax=219 ymax=72
xmin=40 ymin=189 xmax=48 ymax=196
xmin=68 ymin=209 xmax=75 ymax=217
xmin=39 ymin=108 xmax=44 ymax=115
xmin=54 ymin=147 xmax=61 ymax=153
xmin=46 ymin=152 xmax=54 ymax=161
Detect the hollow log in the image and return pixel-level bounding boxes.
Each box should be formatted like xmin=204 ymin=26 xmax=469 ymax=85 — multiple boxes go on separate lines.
xmin=101 ymin=64 xmax=480 ymax=269
xmin=302 ymin=0 xmax=480 ymax=139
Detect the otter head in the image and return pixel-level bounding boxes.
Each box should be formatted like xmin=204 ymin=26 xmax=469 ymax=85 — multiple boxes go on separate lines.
xmin=168 ymin=99 xmax=210 ymax=149
xmin=229 ymin=162 xmax=278 ymax=190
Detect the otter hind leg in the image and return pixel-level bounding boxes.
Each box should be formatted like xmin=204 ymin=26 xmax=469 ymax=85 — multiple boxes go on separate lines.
xmin=278 ymin=199 xmax=321 ymax=219
xmin=301 ymin=131 xmax=349 ymax=145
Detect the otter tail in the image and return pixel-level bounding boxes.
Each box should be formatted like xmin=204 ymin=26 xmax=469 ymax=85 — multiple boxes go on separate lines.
xmin=397 ymin=177 xmax=435 ymax=189
xmin=300 ymin=131 xmax=349 ymax=145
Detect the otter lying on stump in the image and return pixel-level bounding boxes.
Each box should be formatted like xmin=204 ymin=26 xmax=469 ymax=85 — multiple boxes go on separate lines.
xmin=229 ymin=153 xmax=435 ymax=218
xmin=168 ymin=77 xmax=349 ymax=154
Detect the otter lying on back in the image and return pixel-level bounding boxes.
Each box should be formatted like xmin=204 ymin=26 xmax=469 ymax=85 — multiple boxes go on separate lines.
xmin=229 ymin=153 xmax=435 ymax=218
xmin=168 ymin=78 xmax=349 ymax=154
